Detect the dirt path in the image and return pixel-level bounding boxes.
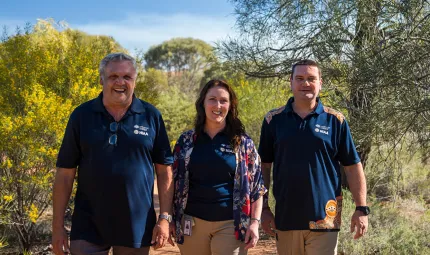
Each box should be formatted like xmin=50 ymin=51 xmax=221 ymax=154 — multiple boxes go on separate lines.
xmin=151 ymin=181 xmax=277 ymax=255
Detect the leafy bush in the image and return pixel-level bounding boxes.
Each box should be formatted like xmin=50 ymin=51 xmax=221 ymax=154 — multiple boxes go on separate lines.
xmin=338 ymin=191 xmax=430 ymax=255
xmin=155 ymin=85 xmax=195 ymax=144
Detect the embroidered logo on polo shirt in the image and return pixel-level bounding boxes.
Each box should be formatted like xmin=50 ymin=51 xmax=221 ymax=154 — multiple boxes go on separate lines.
xmin=220 ymin=144 xmax=233 ymax=153
xmin=133 ymin=125 xmax=149 ymax=136
xmin=315 ymin=124 xmax=330 ymax=135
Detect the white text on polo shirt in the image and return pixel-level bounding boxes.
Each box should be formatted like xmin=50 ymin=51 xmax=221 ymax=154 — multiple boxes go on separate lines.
xmin=220 ymin=144 xmax=234 ymax=153
xmin=315 ymin=124 xmax=330 ymax=135
xmin=134 ymin=125 xmax=149 ymax=136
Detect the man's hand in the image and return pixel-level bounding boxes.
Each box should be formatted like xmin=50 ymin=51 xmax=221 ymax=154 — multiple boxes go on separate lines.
xmin=244 ymin=220 xmax=260 ymax=250
xmin=261 ymin=208 xmax=276 ymax=236
xmin=51 ymin=227 xmax=69 ymax=255
xmin=52 ymin=168 xmax=75 ymax=254
xmin=350 ymin=210 xmax=368 ymax=239
xmin=151 ymin=218 xmax=169 ymax=249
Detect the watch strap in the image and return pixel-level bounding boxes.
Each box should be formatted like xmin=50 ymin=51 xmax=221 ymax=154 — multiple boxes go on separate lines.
xmin=158 ymin=214 xmax=172 ymax=223
xmin=355 ymin=206 xmax=370 ymax=215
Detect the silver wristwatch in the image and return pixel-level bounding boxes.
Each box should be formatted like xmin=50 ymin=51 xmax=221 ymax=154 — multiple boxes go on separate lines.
xmin=158 ymin=214 xmax=172 ymax=223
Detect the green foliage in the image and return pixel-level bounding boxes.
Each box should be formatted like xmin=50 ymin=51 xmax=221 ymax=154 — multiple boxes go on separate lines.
xmin=0 ymin=83 xmax=73 ymax=250
xmin=144 ymin=37 xmax=215 ymax=93
xmin=0 ymin=20 xmax=123 ymax=113
xmin=229 ymin=76 xmax=291 ymax=143
xmin=222 ymin=0 xmax=430 ymax=169
xmin=0 ymin=236 xmax=7 ymax=249
xmin=135 ymin=68 xmax=168 ymax=106
xmin=0 ymin=195 xmax=12 ymax=249
xmin=200 ymin=61 xmax=243 ymax=88
xmin=142 ymin=68 xmax=168 ymax=89
xmin=155 ymin=85 xmax=195 ymax=144
xmin=144 ymin=37 xmax=214 ymax=73
xmin=338 ymin=191 xmax=430 ymax=254
xmin=366 ymin=140 xmax=430 ymax=202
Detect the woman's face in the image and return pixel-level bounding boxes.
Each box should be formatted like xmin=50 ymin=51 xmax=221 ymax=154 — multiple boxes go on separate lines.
xmin=203 ymin=86 xmax=231 ymax=127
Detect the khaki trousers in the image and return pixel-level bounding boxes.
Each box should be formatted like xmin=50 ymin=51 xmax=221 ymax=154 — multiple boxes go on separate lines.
xmin=276 ymin=230 xmax=338 ymax=255
xmin=178 ymin=217 xmax=247 ymax=255
xmin=70 ymin=239 xmax=150 ymax=255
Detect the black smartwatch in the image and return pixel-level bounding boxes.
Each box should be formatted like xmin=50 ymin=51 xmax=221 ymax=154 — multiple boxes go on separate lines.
xmin=355 ymin=206 xmax=370 ymax=215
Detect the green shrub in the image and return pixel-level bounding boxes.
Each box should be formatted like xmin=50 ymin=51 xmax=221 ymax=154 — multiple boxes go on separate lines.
xmin=338 ymin=191 xmax=430 ymax=254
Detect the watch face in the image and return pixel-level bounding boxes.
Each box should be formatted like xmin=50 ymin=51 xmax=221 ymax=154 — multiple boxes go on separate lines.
xmin=159 ymin=214 xmax=172 ymax=222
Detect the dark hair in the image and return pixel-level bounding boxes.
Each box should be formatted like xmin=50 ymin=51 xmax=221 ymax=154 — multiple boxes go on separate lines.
xmin=291 ymin=59 xmax=321 ymax=77
xmin=195 ymin=79 xmax=245 ymax=150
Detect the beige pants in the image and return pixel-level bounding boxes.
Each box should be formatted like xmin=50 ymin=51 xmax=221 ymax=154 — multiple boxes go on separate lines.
xmin=178 ymin=217 xmax=247 ymax=255
xmin=70 ymin=239 xmax=150 ymax=255
xmin=276 ymin=230 xmax=338 ymax=255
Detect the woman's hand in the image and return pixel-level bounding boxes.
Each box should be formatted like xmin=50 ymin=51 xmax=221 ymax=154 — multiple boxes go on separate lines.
xmin=244 ymin=220 xmax=260 ymax=250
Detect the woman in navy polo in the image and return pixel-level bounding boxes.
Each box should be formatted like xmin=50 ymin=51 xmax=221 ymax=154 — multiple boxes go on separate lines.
xmin=171 ymin=80 xmax=266 ymax=255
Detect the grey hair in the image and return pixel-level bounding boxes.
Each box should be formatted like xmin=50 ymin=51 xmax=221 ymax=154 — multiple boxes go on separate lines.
xmin=99 ymin=52 xmax=138 ymax=79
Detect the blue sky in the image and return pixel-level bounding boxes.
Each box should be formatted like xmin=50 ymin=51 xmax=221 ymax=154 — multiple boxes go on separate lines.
xmin=1 ymin=0 xmax=237 ymax=54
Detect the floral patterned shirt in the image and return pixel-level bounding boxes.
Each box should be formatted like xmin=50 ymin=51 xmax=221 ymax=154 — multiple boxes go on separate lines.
xmin=172 ymin=129 xmax=267 ymax=244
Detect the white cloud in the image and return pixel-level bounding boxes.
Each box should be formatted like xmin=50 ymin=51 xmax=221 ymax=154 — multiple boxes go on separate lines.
xmin=73 ymin=13 xmax=237 ymax=55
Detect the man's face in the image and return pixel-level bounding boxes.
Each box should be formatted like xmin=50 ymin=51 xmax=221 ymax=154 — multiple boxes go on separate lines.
xmin=290 ymin=65 xmax=322 ymax=102
xmin=100 ymin=60 xmax=137 ymax=107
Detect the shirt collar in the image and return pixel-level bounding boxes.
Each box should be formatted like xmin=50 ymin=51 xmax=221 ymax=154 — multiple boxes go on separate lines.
xmin=284 ymin=97 xmax=324 ymax=115
xmin=199 ymin=129 xmax=228 ymax=139
xmin=92 ymin=92 xmax=145 ymax=113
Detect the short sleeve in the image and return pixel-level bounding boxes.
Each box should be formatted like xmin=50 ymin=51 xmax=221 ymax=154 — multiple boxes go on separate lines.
xmin=56 ymin=110 xmax=81 ymax=168
xmin=336 ymin=119 xmax=361 ymax=166
xmin=152 ymin=113 xmax=173 ymax=165
xmin=258 ymin=118 xmax=274 ymax=163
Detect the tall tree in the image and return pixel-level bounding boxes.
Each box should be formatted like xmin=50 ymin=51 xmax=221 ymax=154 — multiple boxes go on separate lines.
xmin=144 ymin=37 xmax=214 ymax=73
xmin=220 ymin=0 xmax=430 ymax=168
xmin=144 ymin=37 xmax=215 ymax=92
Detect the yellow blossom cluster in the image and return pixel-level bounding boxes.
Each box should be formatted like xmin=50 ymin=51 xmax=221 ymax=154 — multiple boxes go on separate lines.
xmin=2 ymin=195 xmax=13 ymax=203
xmin=27 ymin=204 xmax=39 ymax=224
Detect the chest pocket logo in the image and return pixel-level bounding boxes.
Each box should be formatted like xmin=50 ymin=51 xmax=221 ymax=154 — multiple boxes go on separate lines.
xmin=315 ymin=124 xmax=330 ymax=135
xmin=219 ymin=144 xmax=234 ymax=153
xmin=134 ymin=125 xmax=149 ymax=136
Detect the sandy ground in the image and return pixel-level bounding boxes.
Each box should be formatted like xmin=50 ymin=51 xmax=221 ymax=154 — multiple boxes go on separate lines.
xmin=150 ymin=181 xmax=277 ymax=255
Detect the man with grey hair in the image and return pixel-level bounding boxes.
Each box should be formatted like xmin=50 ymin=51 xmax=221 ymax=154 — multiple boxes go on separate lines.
xmin=52 ymin=52 xmax=174 ymax=255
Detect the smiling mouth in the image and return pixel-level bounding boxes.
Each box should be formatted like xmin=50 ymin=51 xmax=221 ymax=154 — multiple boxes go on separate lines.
xmin=113 ymin=88 xmax=126 ymax=93
xmin=212 ymin=111 xmax=221 ymax=115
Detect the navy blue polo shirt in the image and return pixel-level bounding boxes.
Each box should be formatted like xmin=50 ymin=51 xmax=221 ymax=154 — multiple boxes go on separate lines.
xmin=258 ymin=97 xmax=360 ymax=231
xmin=185 ymin=132 xmax=236 ymax=221
xmin=56 ymin=93 xmax=173 ymax=248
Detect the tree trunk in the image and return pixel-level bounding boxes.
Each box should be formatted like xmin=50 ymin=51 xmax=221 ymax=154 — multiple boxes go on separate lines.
xmin=350 ymin=0 xmax=380 ymax=167
xmin=342 ymin=1 xmax=381 ymax=188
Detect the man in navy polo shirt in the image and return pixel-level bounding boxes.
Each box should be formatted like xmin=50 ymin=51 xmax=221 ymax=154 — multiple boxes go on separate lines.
xmin=52 ymin=53 xmax=174 ymax=255
xmin=258 ymin=60 xmax=369 ymax=255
